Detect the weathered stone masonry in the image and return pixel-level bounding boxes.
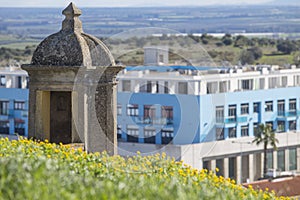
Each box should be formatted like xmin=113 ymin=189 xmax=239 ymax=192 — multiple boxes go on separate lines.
xmin=22 ymin=3 xmax=124 ymax=155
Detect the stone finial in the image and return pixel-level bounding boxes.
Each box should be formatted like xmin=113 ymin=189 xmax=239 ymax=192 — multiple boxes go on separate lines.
xmin=62 ymin=2 xmax=83 ymax=32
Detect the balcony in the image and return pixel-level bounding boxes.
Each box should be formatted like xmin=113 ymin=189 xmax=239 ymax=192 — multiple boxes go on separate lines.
xmin=223 ymin=116 xmax=248 ymax=124
xmin=133 ymin=117 xmax=173 ymax=126
xmin=277 ymin=110 xmax=300 ymax=119
xmin=224 ymin=117 xmax=236 ymax=124
xmin=285 ymin=110 xmax=300 ymax=117
xmin=237 ymin=116 xmax=248 ymax=123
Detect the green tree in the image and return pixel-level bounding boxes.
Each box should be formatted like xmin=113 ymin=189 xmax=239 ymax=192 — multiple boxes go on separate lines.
xmin=252 ymin=123 xmax=279 ymax=177
xmin=276 ymin=40 xmax=297 ymax=54
xmin=240 ymin=50 xmax=255 ymax=65
xmin=222 ymin=33 xmax=233 ymax=46
xmin=248 ymin=46 xmax=263 ymax=60
xmin=293 ymin=51 xmax=300 ymax=66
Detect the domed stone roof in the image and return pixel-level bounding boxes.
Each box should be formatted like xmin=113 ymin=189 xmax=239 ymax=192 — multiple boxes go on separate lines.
xmin=31 ymin=3 xmax=115 ymax=67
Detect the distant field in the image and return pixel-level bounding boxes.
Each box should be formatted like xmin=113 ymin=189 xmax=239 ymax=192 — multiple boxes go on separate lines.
xmin=0 ymin=42 xmax=39 ymax=49
xmin=259 ymin=54 xmax=294 ymax=66
xmin=0 ymin=33 xmax=298 ymax=67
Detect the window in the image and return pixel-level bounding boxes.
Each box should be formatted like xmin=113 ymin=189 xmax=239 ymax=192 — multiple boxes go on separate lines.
xmin=127 ymin=127 xmax=139 ymax=143
xmin=289 ymin=148 xmax=297 ymax=170
xmin=216 ymin=128 xmax=224 ymax=140
xmin=277 ymin=100 xmax=285 ymax=116
xmin=17 ymin=76 xmax=22 ymax=88
xmin=207 ymin=82 xmax=218 ymax=94
xmin=294 ymin=75 xmax=300 ymax=86
xmin=161 ymin=106 xmax=173 ymax=124
xmin=267 ymin=151 xmax=273 ymax=169
xmin=144 ymin=105 xmax=155 ymax=122
xmin=241 ymin=79 xmax=253 ymax=90
xmin=277 ymin=150 xmax=285 ymax=171
xmin=253 ymin=102 xmax=260 ymax=113
xmin=259 ymin=78 xmax=265 ymax=89
xmin=156 ymin=81 xmax=159 ymax=93
xmin=241 ymin=125 xmax=249 ymax=137
xmin=265 ymin=101 xmax=273 ymax=112
xmin=164 ymin=81 xmax=169 ymax=94
xmin=0 ymin=101 xmax=9 ymax=115
xmin=14 ymin=101 xmax=25 ymax=110
xmin=216 ymin=159 xmax=224 ymax=176
xmin=269 ymin=77 xmax=279 ymax=89
xmin=266 ymin=121 xmax=273 ymax=130
xmin=0 ymin=121 xmax=9 ymax=134
xmin=122 ymin=80 xmax=131 ymax=92
xmin=241 ymin=103 xmax=249 ymax=115
xmin=139 ymin=82 xmax=147 ymax=93
xmin=0 ymin=76 xmax=5 ymax=86
xmin=144 ymin=128 xmax=156 ymax=144
xmin=215 ymin=106 xmax=224 ymax=123
xmin=219 ymin=81 xmax=228 ymax=93
xmin=127 ymin=104 xmax=139 ymax=116
xmin=253 ymin=123 xmax=258 ymax=136
xmin=282 ymin=76 xmax=287 ymax=87
xmin=159 ymin=54 xmax=164 ymax=63
xmin=228 ymin=105 xmax=236 ymax=121
xmin=161 ymin=129 xmax=174 ymax=144
xmin=229 ymin=157 xmax=236 ymax=179
xmin=228 ymin=127 xmax=236 ymax=138
xmin=277 ymin=121 xmax=285 ymax=132
xmin=289 ymin=99 xmax=296 ymax=111
xmin=117 ymin=125 xmax=122 ymax=139
xmin=14 ymin=121 xmax=25 ymax=136
xmin=289 ymin=120 xmax=296 ymax=131
xmin=147 ymin=81 xmax=152 ymax=93
xmin=178 ymin=82 xmax=188 ymax=94
xmin=117 ymin=104 xmax=122 ymax=115
xmin=202 ymin=161 xmax=210 ymax=171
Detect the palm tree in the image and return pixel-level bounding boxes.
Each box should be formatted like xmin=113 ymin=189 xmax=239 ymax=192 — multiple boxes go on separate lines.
xmin=252 ymin=123 xmax=279 ymax=177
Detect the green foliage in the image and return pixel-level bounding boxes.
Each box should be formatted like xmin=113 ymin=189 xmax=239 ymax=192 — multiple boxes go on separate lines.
xmin=252 ymin=123 xmax=279 ymax=175
xmin=239 ymin=47 xmax=263 ymax=65
xmin=0 ymin=33 xmax=299 ymax=67
xmin=222 ymin=34 xmax=233 ymax=46
xmin=0 ymin=138 xmax=288 ymax=200
xmin=240 ymin=49 xmax=255 ymax=65
xmin=276 ymin=40 xmax=298 ymax=54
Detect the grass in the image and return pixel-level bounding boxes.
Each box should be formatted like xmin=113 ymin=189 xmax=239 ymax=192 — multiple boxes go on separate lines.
xmin=0 ymin=137 xmax=291 ymax=200
xmin=259 ymin=54 xmax=294 ymax=66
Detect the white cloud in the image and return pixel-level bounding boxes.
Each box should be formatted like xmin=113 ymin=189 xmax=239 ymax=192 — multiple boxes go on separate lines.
xmin=0 ymin=0 xmax=274 ymax=7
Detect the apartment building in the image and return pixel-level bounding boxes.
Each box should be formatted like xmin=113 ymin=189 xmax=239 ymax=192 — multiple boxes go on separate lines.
xmin=0 ymin=66 xmax=29 ymax=136
xmin=117 ymin=65 xmax=300 ymax=183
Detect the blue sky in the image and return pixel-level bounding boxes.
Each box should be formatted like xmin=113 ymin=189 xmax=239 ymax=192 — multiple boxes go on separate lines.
xmin=0 ymin=0 xmax=277 ymax=7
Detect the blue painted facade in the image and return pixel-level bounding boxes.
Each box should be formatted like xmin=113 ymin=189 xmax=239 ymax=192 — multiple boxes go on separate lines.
xmin=0 ymin=88 xmax=29 ymax=136
xmin=117 ymin=80 xmax=300 ymax=145
xmin=2 ymin=65 xmax=300 ymax=146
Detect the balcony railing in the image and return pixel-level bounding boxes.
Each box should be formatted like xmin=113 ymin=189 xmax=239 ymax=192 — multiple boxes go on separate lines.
xmin=237 ymin=116 xmax=248 ymax=123
xmin=285 ymin=110 xmax=300 ymax=117
xmin=277 ymin=110 xmax=300 ymax=118
xmin=133 ymin=117 xmax=173 ymax=125
xmin=223 ymin=116 xmax=248 ymax=124
xmin=224 ymin=117 xmax=236 ymax=124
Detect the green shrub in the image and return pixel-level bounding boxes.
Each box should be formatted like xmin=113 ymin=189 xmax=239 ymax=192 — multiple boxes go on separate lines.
xmin=0 ymin=138 xmax=289 ymax=200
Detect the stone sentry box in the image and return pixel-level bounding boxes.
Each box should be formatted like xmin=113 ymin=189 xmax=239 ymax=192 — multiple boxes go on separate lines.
xmin=21 ymin=3 xmax=124 ymax=155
